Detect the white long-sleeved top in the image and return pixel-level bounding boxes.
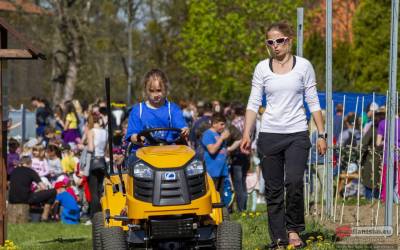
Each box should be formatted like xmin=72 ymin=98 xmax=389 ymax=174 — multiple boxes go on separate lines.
xmin=246 ymin=56 xmax=321 ymax=134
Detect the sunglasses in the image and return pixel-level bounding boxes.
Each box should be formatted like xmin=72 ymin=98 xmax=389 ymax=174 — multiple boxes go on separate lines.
xmin=266 ymin=37 xmax=288 ymax=46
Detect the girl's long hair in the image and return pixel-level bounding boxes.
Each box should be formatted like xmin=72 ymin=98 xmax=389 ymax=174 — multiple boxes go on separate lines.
xmin=142 ymin=68 xmax=170 ymax=99
xmin=64 ymin=100 xmax=79 ymax=124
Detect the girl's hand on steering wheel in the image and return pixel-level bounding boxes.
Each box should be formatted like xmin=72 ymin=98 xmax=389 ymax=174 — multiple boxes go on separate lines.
xmin=131 ymin=134 xmax=145 ymax=146
xmin=181 ymin=127 xmax=189 ymax=138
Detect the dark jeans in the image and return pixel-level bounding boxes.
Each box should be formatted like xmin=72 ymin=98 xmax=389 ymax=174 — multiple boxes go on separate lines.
xmin=127 ymin=153 xmax=138 ymax=168
xmin=88 ymin=169 xmax=105 ymax=218
xmin=230 ymin=155 xmax=250 ymax=212
xmin=364 ymin=186 xmax=380 ymax=200
xmin=28 ymin=189 xmax=57 ymax=205
xmin=257 ymin=131 xmax=311 ymax=246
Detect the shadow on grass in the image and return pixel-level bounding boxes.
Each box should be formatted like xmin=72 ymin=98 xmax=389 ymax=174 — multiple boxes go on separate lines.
xmin=39 ymin=237 xmax=87 ymax=244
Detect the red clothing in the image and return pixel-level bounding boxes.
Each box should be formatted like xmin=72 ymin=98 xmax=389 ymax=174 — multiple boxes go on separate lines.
xmin=66 ymin=187 xmax=78 ymax=201
xmin=82 ymin=176 xmax=91 ymax=202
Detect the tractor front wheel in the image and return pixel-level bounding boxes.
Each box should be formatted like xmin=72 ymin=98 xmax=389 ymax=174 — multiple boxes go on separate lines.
xmin=222 ymin=207 xmax=230 ymax=221
xmin=216 ymin=221 xmax=242 ymax=250
xmin=92 ymin=212 xmax=104 ymax=250
xmin=101 ymin=226 xmax=128 ymax=250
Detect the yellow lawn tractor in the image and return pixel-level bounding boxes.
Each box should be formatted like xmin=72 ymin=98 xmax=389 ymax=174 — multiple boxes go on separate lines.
xmin=92 ymin=127 xmax=242 ymax=250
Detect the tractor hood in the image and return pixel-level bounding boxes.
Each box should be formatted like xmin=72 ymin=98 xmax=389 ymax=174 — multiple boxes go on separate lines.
xmin=136 ymin=145 xmax=196 ymax=168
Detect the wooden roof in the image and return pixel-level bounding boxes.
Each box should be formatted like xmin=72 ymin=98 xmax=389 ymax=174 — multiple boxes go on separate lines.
xmin=0 ymin=0 xmax=47 ymax=15
xmin=0 ymin=16 xmax=45 ymax=59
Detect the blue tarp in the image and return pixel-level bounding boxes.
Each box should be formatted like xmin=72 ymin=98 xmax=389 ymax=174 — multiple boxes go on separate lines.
xmin=316 ymin=92 xmax=387 ymax=115
xmin=263 ymin=91 xmax=387 ymax=118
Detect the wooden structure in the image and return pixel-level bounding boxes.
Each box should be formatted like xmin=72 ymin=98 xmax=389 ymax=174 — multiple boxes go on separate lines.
xmin=7 ymin=204 xmax=29 ymax=224
xmin=0 ymin=17 xmax=45 ymax=244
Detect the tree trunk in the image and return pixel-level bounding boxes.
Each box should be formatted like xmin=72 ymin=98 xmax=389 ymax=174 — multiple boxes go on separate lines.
xmin=63 ymin=58 xmax=78 ymax=102
xmin=63 ymin=19 xmax=80 ymax=102
xmin=51 ymin=33 xmax=67 ymax=105
xmin=51 ymin=0 xmax=86 ymax=103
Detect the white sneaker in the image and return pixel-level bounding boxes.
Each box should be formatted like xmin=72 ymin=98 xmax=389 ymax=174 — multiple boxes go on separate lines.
xmin=84 ymin=220 xmax=92 ymax=226
xmin=257 ymin=196 xmax=265 ymax=204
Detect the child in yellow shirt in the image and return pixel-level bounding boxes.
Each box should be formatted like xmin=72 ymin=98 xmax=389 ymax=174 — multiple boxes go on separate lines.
xmin=61 ymin=144 xmax=77 ymax=174
xmin=62 ymin=101 xmax=81 ymax=145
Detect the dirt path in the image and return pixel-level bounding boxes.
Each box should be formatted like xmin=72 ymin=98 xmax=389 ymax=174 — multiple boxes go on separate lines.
xmin=306 ymin=203 xmax=400 ymax=248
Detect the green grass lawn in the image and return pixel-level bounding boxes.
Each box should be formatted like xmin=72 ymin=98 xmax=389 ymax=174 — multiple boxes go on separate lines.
xmin=6 ymin=211 xmax=337 ymax=250
xmin=7 ymin=223 xmax=91 ymax=250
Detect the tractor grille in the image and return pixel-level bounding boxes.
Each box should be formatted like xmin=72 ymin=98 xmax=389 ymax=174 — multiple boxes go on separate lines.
xmin=150 ymin=217 xmax=194 ymax=239
xmin=187 ymin=173 xmax=206 ymax=200
xmin=134 ymin=177 xmax=153 ymax=203
xmin=133 ymin=169 xmax=206 ymax=205
xmin=158 ymin=172 xmax=186 ymax=205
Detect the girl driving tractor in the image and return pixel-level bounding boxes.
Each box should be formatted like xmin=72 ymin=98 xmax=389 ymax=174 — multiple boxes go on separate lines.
xmin=125 ymin=69 xmax=189 ymax=156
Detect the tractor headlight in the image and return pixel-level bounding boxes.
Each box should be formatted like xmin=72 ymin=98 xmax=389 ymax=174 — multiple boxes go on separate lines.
xmin=186 ymin=160 xmax=204 ymax=176
xmin=133 ymin=162 xmax=153 ymax=179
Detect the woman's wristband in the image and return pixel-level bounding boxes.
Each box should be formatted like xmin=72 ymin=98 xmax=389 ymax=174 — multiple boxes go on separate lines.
xmin=318 ymin=132 xmax=327 ymax=139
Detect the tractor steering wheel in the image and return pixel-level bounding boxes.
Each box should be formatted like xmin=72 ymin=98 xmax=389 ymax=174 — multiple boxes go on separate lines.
xmin=136 ymin=127 xmax=184 ymax=146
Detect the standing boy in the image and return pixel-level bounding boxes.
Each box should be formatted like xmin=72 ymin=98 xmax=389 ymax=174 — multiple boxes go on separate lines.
xmin=201 ymin=113 xmax=230 ymax=198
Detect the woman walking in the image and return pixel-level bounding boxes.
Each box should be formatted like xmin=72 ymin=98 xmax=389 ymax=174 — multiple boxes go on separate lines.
xmin=240 ymin=21 xmax=326 ymax=249
xmin=87 ymin=112 xmax=107 ymax=220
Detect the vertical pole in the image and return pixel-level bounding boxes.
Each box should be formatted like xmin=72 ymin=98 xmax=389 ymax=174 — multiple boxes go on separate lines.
xmin=105 ymin=77 xmax=114 ymax=175
xmin=371 ymin=92 xmax=375 ymax=226
xmin=325 ymin=0 xmax=334 ymax=218
xmin=0 ymin=26 xmax=6 ymax=245
xmin=297 ymin=7 xmax=304 ymax=57
xmin=385 ymin=0 xmax=399 ymax=228
xmin=127 ymin=0 xmax=133 ymax=105
xmin=21 ymin=104 xmax=26 ymax=143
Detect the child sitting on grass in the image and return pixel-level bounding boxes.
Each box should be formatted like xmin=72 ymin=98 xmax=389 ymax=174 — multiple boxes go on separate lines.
xmin=31 ymin=145 xmax=51 ymax=188
xmin=45 ymin=144 xmax=63 ymax=182
xmin=61 ymin=144 xmax=78 ymax=175
xmin=7 ymin=138 xmax=20 ymax=178
xmin=52 ymin=181 xmax=80 ymax=224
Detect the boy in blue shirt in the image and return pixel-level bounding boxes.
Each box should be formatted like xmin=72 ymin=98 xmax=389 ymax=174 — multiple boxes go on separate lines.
xmin=126 ymin=69 xmax=188 ymax=152
xmin=53 ymin=181 xmax=80 ymax=224
xmin=201 ymin=113 xmax=230 ymax=197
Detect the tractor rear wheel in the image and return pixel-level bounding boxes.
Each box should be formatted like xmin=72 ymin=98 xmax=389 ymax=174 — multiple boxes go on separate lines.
xmin=101 ymin=226 xmax=128 ymax=250
xmin=216 ymin=221 xmax=242 ymax=250
xmin=92 ymin=212 xmax=104 ymax=250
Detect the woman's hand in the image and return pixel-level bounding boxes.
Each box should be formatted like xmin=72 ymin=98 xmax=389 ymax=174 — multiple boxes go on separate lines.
xmin=317 ymin=138 xmax=327 ymax=155
xmin=240 ymin=134 xmax=252 ymax=155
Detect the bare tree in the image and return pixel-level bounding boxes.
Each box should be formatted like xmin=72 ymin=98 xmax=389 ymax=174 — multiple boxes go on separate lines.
xmin=50 ymin=0 xmax=92 ymax=104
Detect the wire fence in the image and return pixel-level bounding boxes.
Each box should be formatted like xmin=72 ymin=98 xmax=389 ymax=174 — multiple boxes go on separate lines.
xmin=305 ymin=92 xmax=400 ymax=235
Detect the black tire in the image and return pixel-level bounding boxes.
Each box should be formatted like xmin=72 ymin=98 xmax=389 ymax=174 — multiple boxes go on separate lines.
xmin=92 ymin=212 xmax=104 ymax=250
xmin=216 ymin=221 xmax=242 ymax=250
xmin=222 ymin=207 xmax=230 ymax=221
xmin=101 ymin=227 xmax=128 ymax=250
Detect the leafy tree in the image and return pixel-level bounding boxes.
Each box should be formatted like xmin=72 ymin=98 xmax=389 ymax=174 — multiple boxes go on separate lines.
xmin=304 ymin=31 xmax=325 ymax=89
xmin=303 ymin=0 xmax=357 ymax=92
xmin=177 ymin=0 xmax=301 ymax=102
xmin=351 ymin=0 xmax=392 ymax=93
xmin=333 ymin=40 xmax=353 ymax=91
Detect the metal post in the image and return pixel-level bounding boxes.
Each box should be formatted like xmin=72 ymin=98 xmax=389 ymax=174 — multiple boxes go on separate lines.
xmin=0 ymin=26 xmax=6 ymax=245
xmin=325 ymin=0 xmax=334 ymax=218
xmin=385 ymin=0 xmax=399 ymax=228
xmin=297 ymin=8 xmax=304 ymax=57
xmin=127 ymin=1 xmax=133 ymax=105
xmin=127 ymin=21 xmax=133 ymax=105
xmin=21 ymin=104 xmax=26 ymax=143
